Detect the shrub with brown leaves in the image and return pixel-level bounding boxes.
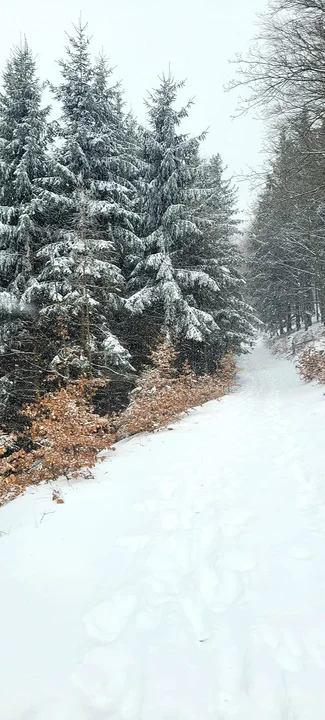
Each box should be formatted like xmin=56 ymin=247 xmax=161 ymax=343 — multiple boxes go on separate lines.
xmin=0 ymin=343 xmax=237 ymax=506
xmin=117 ymin=341 xmax=236 ymax=438
xmin=0 ymin=378 xmax=115 ymax=504
xmin=297 ymin=348 xmax=325 ymax=384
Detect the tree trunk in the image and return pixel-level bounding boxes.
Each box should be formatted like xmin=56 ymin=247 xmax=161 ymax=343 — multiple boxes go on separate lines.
xmin=315 ymin=284 xmax=320 ymax=322
xmin=304 ymin=311 xmax=312 ymax=331
xmin=286 ymin=304 xmax=292 ymax=333
xmin=318 ymin=283 xmax=325 ymax=324
xmin=295 ymin=302 xmax=301 ymax=331
xmin=204 ymin=344 xmax=209 ymax=375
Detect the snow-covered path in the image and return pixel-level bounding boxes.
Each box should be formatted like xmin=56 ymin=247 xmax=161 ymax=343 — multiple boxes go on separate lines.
xmin=2 ymin=340 xmax=325 ymax=719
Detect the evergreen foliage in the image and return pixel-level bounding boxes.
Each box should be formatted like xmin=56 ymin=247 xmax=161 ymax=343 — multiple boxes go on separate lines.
xmin=247 ymin=114 xmax=325 ymax=335
xmin=0 ymin=28 xmax=255 ymax=430
xmin=0 ymin=41 xmax=51 ymax=426
xmin=32 ymin=23 xmax=137 ymax=382
xmin=127 ymin=75 xmax=253 ymax=370
xmin=234 ymin=0 xmax=325 ymax=338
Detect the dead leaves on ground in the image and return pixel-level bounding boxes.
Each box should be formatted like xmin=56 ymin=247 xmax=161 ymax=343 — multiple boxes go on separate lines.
xmin=0 ymin=343 xmax=237 ymax=506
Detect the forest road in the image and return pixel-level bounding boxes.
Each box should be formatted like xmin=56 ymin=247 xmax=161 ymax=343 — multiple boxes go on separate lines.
xmin=1 ymin=339 xmax=325 ymax=718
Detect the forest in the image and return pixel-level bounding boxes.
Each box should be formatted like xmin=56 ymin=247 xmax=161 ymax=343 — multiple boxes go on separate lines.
xmin=0 ymin=22 xmax=254 ymax=437
xmin=236 ymin=0 xmax=325 ymax=337
xmin=3 ymin=0 xmax=325 ymax=493
xmin=3 ymin=4 xmax=325 ymax=717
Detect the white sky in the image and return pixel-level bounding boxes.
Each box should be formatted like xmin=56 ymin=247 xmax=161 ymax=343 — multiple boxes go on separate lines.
xmin=0 ymin=0 xmax=268 ymax=217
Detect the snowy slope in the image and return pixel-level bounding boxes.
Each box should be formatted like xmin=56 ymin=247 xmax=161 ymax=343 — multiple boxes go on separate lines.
xmin=2 ymin=340 xmax=325 ymax=719
xmin=271 ymin=321 xmax=325 ymax=358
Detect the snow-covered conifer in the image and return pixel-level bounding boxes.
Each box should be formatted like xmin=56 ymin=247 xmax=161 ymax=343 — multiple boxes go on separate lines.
xmin=127 ymin=74 xmax=220 ymax=353
xmin=0 ymin=41 xmax=51 ymax=425
xmin=33 ymin=23 xmax=140 ymax=381
xmin=193 ymin=155 xmax=255 ymax=368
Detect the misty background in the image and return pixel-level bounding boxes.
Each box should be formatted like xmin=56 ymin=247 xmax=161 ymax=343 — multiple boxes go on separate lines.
xmin=0 ymin=0 xmax=267 ymax=217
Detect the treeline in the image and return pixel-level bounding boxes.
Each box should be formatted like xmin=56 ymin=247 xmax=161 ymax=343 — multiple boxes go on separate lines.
xmin=233 ymin=0 xmax=325 ymax=336
xmin=0 ymin=22 xmax=254 ymax=431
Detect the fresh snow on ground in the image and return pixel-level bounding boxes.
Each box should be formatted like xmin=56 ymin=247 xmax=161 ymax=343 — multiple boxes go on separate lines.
xmin=2 ymin=339 xmax=325 ymax=718
xmin=271 ymin=320 xmax=325 ymax=358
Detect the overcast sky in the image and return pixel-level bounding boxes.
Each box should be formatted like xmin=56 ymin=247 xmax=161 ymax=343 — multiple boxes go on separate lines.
xmin=0 ymin=0 xmax=268 ymax=218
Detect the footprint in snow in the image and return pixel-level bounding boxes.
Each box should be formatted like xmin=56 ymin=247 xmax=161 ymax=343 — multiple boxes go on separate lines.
xmin=72 ymin=643 xmax=143 ymax=717
xmin=179 ymin=596 xmax=210 ymax=642
xmin=255 ymin=624 xmax=303 ymax=672
xmin=247 ymin=667 xmax=286 ymax=719
xmin=119 ymin=680 xmax=144 ymax=720
xmin=282 ymin=629 xmax=303 ymax=658
xmin=83 ymin=591 xmax=137 ymax=643
xmin=145 ymin=565 xmax=187 ymax=604
xmin=135 ymin=606 xmax=162 ymax=632
xmin=274 ymin=644 xmax=303 ymax=672
xmin=198 ymin=566 xmax=219 ymax=605
xmin=213 ymin=570 xmax=242 ymax=611
xmin=255 ymin=623 xmax=281 ymax=651
xmin=167 ymin=532 xmax=191 ymax=572
xmin=197 ymin=565 xmax=242 ymax=611
xmin=304 ymin=629 xmax=325 ymax=668
xmin=198 ymin=524 xmax=218 ymax=553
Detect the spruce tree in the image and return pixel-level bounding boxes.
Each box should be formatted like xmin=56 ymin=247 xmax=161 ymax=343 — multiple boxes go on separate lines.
xmin=33 ymin=23 xmax=139 ymax=383
xmin=193 ymin=155 xmax=255 ymax=369
xmin=247 ymin=116 xmax=323 ymax=335
xmin=127 ymin=74 xmax=220 ymax=359
xmin=0 ymin=41 xmax=51 ymax=427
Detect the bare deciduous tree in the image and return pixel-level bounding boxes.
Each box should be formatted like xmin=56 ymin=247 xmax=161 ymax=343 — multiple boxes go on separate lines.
xmin=229 ymin=0 xmax=325 ymax=123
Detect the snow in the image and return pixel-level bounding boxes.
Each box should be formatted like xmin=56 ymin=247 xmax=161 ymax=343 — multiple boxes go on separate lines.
xmin=2 ymin=339 xmax=325 ymax=718
xmin=271 ymin=321 xmax=325 ymax=358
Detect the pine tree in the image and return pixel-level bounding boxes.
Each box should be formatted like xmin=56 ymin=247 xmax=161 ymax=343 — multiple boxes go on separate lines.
xmin=190 ymin=155 xmax=255 ymax=370
xmin=0 ymin=41 xmax=51 ymax=427
xmin=91 ymin=53 xmax=143 ymax=317
xmin=127 ymin=74 xmax=220 ymax=358
xmin=32 ymin=23 xmax=140 ymax=384
xmin=247 ymin=115 xmax=324 ymax=335
xmin=248 ymin=176 xmax=292 ymax=335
